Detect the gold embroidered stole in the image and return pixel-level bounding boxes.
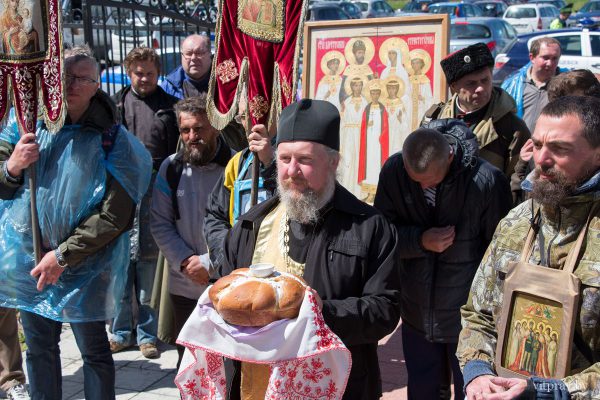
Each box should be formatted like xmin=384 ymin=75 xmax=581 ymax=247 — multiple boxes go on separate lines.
xmin=252 ymin=202 xmax=305 ymax=276
xmin=241 ymin=203 xmax=306 ymax=399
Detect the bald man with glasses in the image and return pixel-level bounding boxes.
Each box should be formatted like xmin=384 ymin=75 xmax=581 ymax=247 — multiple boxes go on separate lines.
xmin=160 ymin=33 xmax=247 ymax=151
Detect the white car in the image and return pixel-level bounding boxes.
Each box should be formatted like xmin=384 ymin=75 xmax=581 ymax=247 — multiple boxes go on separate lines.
xmin=503 ymin=3 xmax=560 ymax=34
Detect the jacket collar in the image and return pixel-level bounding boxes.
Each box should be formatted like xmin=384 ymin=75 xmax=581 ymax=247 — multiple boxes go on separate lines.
xmin=66 ymin=90 xmax=118 ymax=133
xmin=442 ymin=87 xmax=516 ymax=150
xmin=165 ymin=65 xmax=210 ymax=89
xmin=165 ymin=65 xmax=187 ymax=87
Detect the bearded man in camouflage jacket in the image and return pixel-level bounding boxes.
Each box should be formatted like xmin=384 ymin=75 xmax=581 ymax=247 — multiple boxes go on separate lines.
xmin=457 ymin=96 xmax=600 ymax=399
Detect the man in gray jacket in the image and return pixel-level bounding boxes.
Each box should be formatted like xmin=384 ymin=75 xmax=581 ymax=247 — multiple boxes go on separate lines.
xmin=150 ymin=95 xmax=232 ymax=367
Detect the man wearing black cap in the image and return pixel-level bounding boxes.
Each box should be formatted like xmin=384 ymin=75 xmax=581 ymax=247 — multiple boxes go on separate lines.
xmin=422 ymin=43 xmax=530 ymax=185
xmin=218 ymin=99 xmax=402 ymax=400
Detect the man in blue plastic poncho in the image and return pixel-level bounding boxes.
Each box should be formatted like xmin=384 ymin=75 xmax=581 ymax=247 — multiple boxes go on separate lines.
xmin=0 ymin=45 xmax=152 ymax=400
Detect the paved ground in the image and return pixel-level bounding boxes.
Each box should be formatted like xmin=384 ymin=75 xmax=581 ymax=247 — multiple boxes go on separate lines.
xmin=8 ymin=322 xmax=409 ymax=399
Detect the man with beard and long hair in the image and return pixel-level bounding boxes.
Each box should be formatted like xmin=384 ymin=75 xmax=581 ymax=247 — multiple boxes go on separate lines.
xmin=218 ymin=99 xmax=401 ymax=400
xmin=150 ymin=95 xmax=233 ymax=368
xmin=457 ymin=95 xmax=600 ymax=399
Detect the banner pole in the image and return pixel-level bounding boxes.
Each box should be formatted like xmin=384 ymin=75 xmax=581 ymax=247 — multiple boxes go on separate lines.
xmin=28 ymin=165 xmax=42 ymax=263
xmin=250 ymin=149 xmax=259 ymax=207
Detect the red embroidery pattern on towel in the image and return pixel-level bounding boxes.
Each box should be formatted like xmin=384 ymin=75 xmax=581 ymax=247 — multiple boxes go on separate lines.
xmin=266 ymin=358 xmax=339 ymax=399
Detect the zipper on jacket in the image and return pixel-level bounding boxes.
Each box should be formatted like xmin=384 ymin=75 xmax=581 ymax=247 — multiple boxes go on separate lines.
xmin=428 ymin=184 xmax=442 ymax=340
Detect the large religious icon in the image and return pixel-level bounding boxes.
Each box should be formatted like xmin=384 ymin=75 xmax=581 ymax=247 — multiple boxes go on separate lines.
xmin=501 ymin=293 xmax=563 ymax=378
xmin=302 ymin=15 xmax=449 ymax=201
xmin=238 ymin=0 xmax=285 ymax=43
xmin=0 ymin=0 xmax=44 ymax=55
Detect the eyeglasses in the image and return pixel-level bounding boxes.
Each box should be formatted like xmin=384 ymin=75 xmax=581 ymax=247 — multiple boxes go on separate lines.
xmin=234 ymin=114 xmax=247 ymax=124
xmin=181 ymin=49 xmax=210 ymax=59
xmin=66 ymin=74 xmax=98 ymax=86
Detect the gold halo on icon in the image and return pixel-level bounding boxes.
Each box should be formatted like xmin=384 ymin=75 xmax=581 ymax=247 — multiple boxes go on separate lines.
xmin=344 ymin=37 xmax=375 ymax=65
xmin=408 ymin=49 xmax=432 ymax=75
xmin=379 ymin=37 xmax=410 ymax=68
xmin=344 ymin=74 xmax=368 ymax=97
xmin=383 ymin=76 xmax=406 ymax=99
xmin=320 ymin=50 xmax=346 ymax=76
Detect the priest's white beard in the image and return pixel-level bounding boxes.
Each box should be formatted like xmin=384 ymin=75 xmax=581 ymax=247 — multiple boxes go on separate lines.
xmin=278 ymin=170 xmax=336 ymax=225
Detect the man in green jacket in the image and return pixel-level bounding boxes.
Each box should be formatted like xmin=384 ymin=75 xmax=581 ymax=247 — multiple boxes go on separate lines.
xmin=422 ymin=43 xmax=530 ymax=190
xmin=457 ymin=95 xmax=600 ymax=399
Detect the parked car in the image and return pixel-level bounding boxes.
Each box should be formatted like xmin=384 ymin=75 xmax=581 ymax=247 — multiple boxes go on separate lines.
xmin=533 ymin=0 xmax=567 ymax=11
xmin=310 ymin=0 xmax=362 ymax=17
xmin=475 ymin=0 xmax=508 ymax=17
xmin=338 ymin=1 xmax=363 ymax=18
xmin=503 ymin=3 xmax=559 ymax=33
xmin=568 ymin=0 xmax=600 ymax=26
xmin=307 ymin=3 xmax=352 ymax=20
xmin=451 ymin=17 xmax=518 ymax=57
xmin=398 ymin=0 xmax=434 ymax=13
xmin=351 ymin=0 xmax=396 ymax=18
xmin=428 ymin=2 xmax=484 ymax=17
xmin=492 ymin=27 xmax=600 ymax=85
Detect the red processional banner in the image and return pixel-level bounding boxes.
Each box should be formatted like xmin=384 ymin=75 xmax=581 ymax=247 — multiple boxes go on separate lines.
xmin=207 ymin=0 xmax=308 ymax=130
xmin=0 ymin=0 xmax=65 ymax=134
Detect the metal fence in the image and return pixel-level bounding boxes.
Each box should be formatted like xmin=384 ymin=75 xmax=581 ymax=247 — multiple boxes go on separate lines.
xmin=62 ymin=0 xmax=216 ymax=94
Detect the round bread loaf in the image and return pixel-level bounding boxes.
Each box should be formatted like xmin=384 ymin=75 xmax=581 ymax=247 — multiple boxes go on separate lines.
xmin=208 ymin=268 xmax=306 ymax=327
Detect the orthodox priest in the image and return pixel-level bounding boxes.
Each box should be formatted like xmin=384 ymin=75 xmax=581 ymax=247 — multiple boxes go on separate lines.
xmin=218 ymin=99 xmax=402 ymax=400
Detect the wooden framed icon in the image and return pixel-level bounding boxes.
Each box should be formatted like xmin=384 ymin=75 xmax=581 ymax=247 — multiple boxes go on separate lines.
xmin=495 ymin=263 xmax=580 ymax=379
xmin=302 ymin=15 xmax=449 ymax=201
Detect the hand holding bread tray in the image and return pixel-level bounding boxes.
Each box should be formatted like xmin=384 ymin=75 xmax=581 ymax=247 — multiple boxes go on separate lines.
xmin=208 ymin=263 xmax=307 ymax=327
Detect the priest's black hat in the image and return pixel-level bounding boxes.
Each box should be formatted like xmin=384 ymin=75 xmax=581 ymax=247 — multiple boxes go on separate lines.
xmin=440 ymin=42 xmax=494 ymax=84
xmin=276 ymin=99 xmax=340 ymax=151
